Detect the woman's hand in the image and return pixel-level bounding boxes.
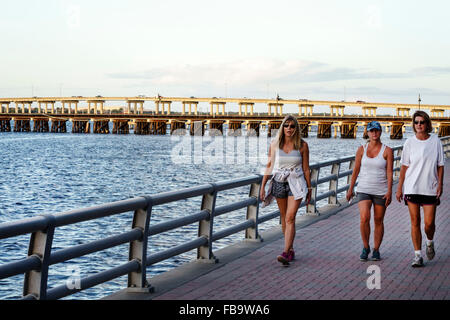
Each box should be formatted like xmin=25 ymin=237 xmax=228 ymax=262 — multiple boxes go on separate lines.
xmin=306 ymin=189 xmax=312 ymax=205
xmin=383 ymin=191 xmax=392 ymax=207
xmin=395 ymin=187 xmax=403 ymax=202
xmin=346 ymin=189 xmax=354 ymax=202
xmin=436 ymin=183 xmax=443 ymax=199
xmin=259 ymin=186 xmax=266 ymax=202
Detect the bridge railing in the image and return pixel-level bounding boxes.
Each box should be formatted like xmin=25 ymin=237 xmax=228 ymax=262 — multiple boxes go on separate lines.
xmin=0 ymin=136 xmax=449 ymax=300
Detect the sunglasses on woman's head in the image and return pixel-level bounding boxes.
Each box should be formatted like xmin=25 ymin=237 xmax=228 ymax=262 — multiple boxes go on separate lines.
xmin=414 ymin=120 xmax=425 ymax=125
xmin=283 ymin=124 xmax=296 ymax=129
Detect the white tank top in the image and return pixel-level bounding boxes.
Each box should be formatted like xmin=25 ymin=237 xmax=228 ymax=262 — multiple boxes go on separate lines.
xmin=274 ymin=146 xmax=302 ymax=170
xmin=356 ymin=143 xmax=388 ymax=195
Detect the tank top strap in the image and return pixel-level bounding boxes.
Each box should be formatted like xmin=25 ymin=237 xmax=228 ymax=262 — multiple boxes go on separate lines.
xmin=378 ymin=144 xmax=387 ymax=158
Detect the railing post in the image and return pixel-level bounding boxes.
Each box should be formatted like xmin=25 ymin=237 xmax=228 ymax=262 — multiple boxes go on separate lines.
xmin=328 ymin=162 xmax=340 ymax=205
xmin=245 ymin=179 xmax=263 ymax=242
xmin=23 ymin=214 xmax=56 ymax=300
xmin=394 ymin=148 xmax=403 ymax=180
xmin=127 ymin=196 xmax=153 ymax=293
xmin=307 ymin=167 xmax=320 ymax=216
xmin=197 ymin=184 xmax=218 ymax=263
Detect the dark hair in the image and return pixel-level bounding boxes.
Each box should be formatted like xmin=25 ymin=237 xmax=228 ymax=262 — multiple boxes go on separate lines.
xmin=412 ymin=110 xmax=432 ymax=134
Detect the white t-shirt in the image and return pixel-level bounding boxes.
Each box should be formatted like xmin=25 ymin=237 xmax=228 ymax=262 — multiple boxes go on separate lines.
xmin=400 ymin=134 xmax=445 ymax=195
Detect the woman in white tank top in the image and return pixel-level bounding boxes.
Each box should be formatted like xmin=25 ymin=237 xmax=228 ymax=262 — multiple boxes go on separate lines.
xmin=346 ymin=121 xmax=393 ymax=261
xmin=260 ymin=115 xmax=311 ymax=266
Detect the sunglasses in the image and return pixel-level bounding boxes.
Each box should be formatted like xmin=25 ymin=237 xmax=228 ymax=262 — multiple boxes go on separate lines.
xmin=414 ymin=120 xmax=425 ymax=125
xmin=283 ymin=124 xmax=296 ymax=129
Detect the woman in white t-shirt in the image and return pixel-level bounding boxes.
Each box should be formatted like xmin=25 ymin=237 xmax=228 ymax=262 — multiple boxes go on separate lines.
xmin=346 ymin=121 xmax=393 ymax=261
xmin=396 ymin=111 xmax=445 ymax=268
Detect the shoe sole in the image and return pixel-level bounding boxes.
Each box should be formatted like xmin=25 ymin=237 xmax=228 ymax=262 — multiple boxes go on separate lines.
xmin=277 ymin=256 xmax=290 ymax=266
xmin=372 ymin=258 xmax=381 ymax=261
xmin=360 ymin=258 xmax=368 ymax=261
xmin=411 ymin=264 xmax=424 ymax=268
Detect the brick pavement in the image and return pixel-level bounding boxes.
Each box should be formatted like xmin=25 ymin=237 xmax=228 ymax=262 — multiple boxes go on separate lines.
xmin=154 ymin=163 xmax=450 ymax=300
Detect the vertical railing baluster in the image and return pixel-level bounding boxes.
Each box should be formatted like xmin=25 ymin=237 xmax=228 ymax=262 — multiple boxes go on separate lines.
xmin=394 ymin=148 xmax=402 ymax=180
xmin=128 ymin=196 xmax=153 ymax=293
xmin=23 ymin=214 xmax=56 ymax=300
xmin=245 ymin=178 xmax=262 ymax=241
xmin=329 ymin=162 xmax=340 ymax=205
xmin=307 ymin=167 xmax=320 ymax=215
xmin=197 ymin=184 xmax=218 ymax=262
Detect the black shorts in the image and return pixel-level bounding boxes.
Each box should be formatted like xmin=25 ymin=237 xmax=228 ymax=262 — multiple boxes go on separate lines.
xmin=404 ymin=194 xmax=440 ymax=206
xmin=272 ymin=180 xmax=293 ymax=198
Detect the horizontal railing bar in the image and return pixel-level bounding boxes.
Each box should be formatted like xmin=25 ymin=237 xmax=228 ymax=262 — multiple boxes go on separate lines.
xmin=53 ymin=196 xmax=149 ymax=227
xmin=150 ymin=184 xmax=214 ymax=206
xmin=148 ymin=211 xmax=210 ymax=236
xmin=49 ymin=229 xmax=143 ymax=265
xmin=257 ymin=210 xmax=280 ymax=224
xmin=337 ymin=185 xmax=350 ymax=194
xmin=310 ymin=155 xmax=354 ymax=169
xmin=212 ymin=220 xmax=255 ymax=242
xmin=214 ymin=198 xmax=257 ymax=217
xmin=46 ymin=260 xmax=140 ymax=300
xmin=338 ymin=170 xmax=353 ymax=178
xmin=0 ymin=216 xmax=48 ymax=239
xmin=0 ymin=255 xmax=41 ymax=279
xmin=317 ymin=174 xmax=338 ymax=185
xmin=146 ymin=236 xmax=208 ymax=266
xmin=315 ymin=190 xmax=335 ymax=202
xmin=215 ymin=175 xmax=261 ymax=192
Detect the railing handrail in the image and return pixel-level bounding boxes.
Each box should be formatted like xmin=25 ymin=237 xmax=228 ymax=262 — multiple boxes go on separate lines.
xmin=1 ymin=136 xmax=449 ymax=300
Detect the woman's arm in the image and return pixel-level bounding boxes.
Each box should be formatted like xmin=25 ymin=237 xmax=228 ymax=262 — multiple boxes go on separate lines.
xmin=301 ymin=142 xmax=311 ymax=204
xmin=437 ymin=165 xmax=444 ymax=198
xmin=346 ymin=146 xmax=363 ymax=201
xmin=384 ymin=147 xmax=394 ymax=206
xmin=260 ymin=143 xmax=275 ymax=201
xmin=395 ymin=165 xmax=408 ymax=202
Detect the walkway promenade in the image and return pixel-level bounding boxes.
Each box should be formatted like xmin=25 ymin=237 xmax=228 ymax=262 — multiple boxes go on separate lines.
xmin=109 ymin=162 xmax=449 ymax=300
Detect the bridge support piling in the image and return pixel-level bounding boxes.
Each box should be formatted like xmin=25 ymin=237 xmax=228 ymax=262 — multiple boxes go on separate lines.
xmin=190 ymin=121 xmax=205 ymax=136
xmin=390 ymin=122 xmax=404 ymax=139
xmin=340 ymin=122 xmax=357 ymax=139
xmin=51 ymin=119 xmax=67 ymax=133
xmin=247 ymin=121 xmax=260 ymax=137
xmin=33 ymin=118 xmax=49 ymax=132
xmin=227 ymin=121 xmax=242 ymax=136
xmin=14 ymin=119 xmax=31 ymax=132
xmin=317 ymin=122 xmax=332 ymax=138
xmin=170 ymin=120 xmax=186 ymax=135
xmin=208 ymin=120 xmax=224 ymax=136
xmin=93 ymin=120 xmax=110 ymax=134
xmin=72 ymin=120 xmax=90 ymax=133
xmin=298 ymin=121 xmax=309 ymax=138
xmin=0 ymin=117 xmax=11 ymax=132
xmin=267 ymin=121 xmax=281 ymax=137
xmin=438 ymin=123 xmax=450 ymax=137
xmin=112 ymin=120 xmax=130 ymax=134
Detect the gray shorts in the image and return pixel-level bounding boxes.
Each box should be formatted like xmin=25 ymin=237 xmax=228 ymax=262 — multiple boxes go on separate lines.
xmin=356 ymin=192 xmax=386 ymax=207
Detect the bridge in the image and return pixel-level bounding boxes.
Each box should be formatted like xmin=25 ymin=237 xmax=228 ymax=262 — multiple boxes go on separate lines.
xmin=0 ymin=137 xmax=449 ymax=300
xmin=1 ymin=96 xmax=450 ymax=138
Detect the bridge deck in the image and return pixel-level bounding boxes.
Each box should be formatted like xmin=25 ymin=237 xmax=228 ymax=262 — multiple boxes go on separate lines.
xmin=109 ymin=162 xmax=450 ymax=300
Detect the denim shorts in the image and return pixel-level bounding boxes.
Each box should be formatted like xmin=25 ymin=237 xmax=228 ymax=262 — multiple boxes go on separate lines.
xmin=355 ymin=192 xmax=386 ymax=207
xmin=272 ymin=180 xmax=293 ymax=198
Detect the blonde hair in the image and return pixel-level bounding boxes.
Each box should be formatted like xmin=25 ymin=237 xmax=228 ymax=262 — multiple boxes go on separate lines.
xmin=275 ymin=114 xmax=303 ymax=150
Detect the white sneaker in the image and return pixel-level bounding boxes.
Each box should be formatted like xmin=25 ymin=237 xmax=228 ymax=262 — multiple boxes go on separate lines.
xmin=411 ymin=256 xmax=424 ymax=268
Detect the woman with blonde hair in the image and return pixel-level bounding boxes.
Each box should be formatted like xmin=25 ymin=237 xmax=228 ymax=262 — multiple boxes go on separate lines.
xmin=260 ymin=114 xmax=311 ymax=266
xmin=396 ymin=111 xmax=444 ymax=267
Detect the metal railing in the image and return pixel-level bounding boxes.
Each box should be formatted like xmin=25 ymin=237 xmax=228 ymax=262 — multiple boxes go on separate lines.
xmin=1 ymin=136 xmax=449 ymax=300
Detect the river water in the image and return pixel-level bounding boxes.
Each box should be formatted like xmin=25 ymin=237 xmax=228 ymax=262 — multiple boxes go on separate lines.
xmin=0 ymin=122 xmax=414 ymax=299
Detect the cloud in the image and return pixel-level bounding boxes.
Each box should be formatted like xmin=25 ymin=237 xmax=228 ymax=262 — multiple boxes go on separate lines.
xmin=107 ymin=58 xmax=412 ymax=87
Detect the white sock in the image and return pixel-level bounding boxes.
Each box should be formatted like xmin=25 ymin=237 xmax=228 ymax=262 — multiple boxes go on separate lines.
xmin=426 ymin=239 xmax=434 ymax=246
xmin=415 ymin=250 xmax=422 ymax=257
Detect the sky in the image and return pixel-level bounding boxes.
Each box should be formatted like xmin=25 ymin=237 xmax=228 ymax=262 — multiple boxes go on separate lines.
xmin=1 ymin=0 xmax=450 ymax=113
